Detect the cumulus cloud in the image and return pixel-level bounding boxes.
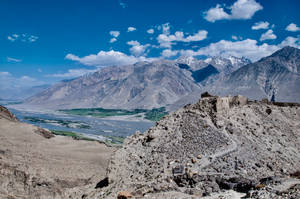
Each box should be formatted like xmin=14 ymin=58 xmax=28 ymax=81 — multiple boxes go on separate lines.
xmin=127 ymin=40 xmax=150 ymax=57
xmin=204 ymin=4 xmax=230 ymax=22
xmin=252 ymin=21 xmax=269 ymax=30
xmin=127 ymin=27 xmax=136 ymax=32
xmin=65 ymin=50 xmax=156 ymax=67
xmin=7 ymin=57 xmax=22 ymax=63
xmin=161 ymin=49 xmax=179 ymax=58
xmin=109 ymin=31 xmax=120 ymax=38
xmin=109 ymin=31 xmax=120 ymax=43
xmin=278 ymin=36 xmax=300 ymax=48
xmin=147 ymin=28 xmax=154 ymax=34
xmin=7 ymin=34 xmax=38 ymax=43
xmin=204 ymin=0 xmax=262 ymax=22
xmin=285 ymin=23 xmax=300 ymax=32
xmin=49 ymin=68 xmax=98 ymax=78
xmin=157 ymin=30 xmax=208 ymax=48
xmin=260 ymin=29 xmax=277 ymax=41
xmin=178 ymin=38 xmax=283 ymax=61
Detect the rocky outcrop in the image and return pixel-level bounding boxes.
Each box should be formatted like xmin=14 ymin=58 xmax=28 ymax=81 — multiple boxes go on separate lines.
xmin=87 ymin=94 xmax=300 ymax=198
xmin=0 ymin=105 xmax=18 ymax=122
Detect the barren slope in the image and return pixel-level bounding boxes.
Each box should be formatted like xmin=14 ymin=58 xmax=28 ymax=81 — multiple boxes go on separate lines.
xmin=87 ymin=95 xmax=300 ymax=198
xmin=0 ymin=106 xmax=114 ymax=199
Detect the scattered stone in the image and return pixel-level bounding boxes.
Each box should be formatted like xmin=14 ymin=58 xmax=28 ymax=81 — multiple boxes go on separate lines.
xmin=95 ymin=177 xmax=109 ymax=189
xmin=231 ymin=95 xmax=248 ymax=106
xmin=261 ymin=98 xmax=269 ymax=103
xmin=117 ymin=191 xmax=133 ymax=199
xmin=90 ymin=94 xmax=300 ymax=198
xmin=266 ymin=108 xmax=272 ymax=115
xmin=172 ymin=165 xmax=184 ymax=175
xmin=201 ymin=92 xmax=214 ymax=98
xmin=34 ymin=127 xmax=55 ymax=139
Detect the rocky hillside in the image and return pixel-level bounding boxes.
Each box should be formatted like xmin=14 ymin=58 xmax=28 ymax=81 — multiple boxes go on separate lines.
xmin=0 ymin=105 xmax=114 ymax=199
xmin=208 ymin=46 xmax=300 ymax=102
xmin=25 ymin=60 xmax=201 ymax=109
xmin=24 ymin=56 xmax=249 ymax=110
xmin=85 ymin=94 xmax=300 ymax=198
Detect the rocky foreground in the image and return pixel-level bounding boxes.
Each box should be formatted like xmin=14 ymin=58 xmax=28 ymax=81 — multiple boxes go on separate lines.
xmin=0 ymin=105 xmax=114 ymax=199
xmin=85 ymin=94 xmax=300 ymax=198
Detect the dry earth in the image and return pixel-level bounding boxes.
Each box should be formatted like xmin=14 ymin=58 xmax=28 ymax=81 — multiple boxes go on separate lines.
xmin=0 ymin=106 xmax=114 ymax=199
xmin=86 ymin=94 xmax=300 ymax=199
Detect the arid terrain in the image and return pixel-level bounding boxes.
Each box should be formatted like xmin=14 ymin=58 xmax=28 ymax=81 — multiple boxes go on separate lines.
xmin=85 ymin=94 xmax=300 ymax=199
xmin=0 ymin=106 xmax=114 ymax=199
xmin=1 ymin=94 xmax=300 ymax=199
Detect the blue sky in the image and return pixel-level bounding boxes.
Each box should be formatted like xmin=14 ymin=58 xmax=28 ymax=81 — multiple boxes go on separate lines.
xmin=0 ymin=0 xmax=300 ymax=96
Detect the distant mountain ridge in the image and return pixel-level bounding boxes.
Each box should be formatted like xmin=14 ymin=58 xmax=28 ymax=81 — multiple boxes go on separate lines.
xmin=207 ymin=46 xmax=300 ymax=102
xmin=24 ymin=46 xmax=300 ymax=110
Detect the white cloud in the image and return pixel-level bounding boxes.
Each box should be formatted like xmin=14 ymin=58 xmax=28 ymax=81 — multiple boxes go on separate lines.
xmin=204 ymin=0 xmax=262 ymax=22
xmin=65 ymin=50 xmax=156 ymax=67
xmin=109 ymin=31 xmax=120 ymax=38
xmin=127 ymin=27 xmax=136 ymax=32
xmin=0 ymin=72 xmax=44 ymax=91
xmin=8 ymin=36 xmax=16 ymax=41
xmin=110 ymin=38 xmax=117 ymax=43
xmin=7 ymin=34 xmax=38 ymax=43
xmin=278 ymin=36 xmax=300 ymax=48
xmin=230 ymin=0 xmax=263 ymax=19
xmin=260 ymin=29 xmax=277 ymax=41
xmin=147 ymin=28 xmax=154 ymax=34
xmin=232 ymin=35 xmax=238 ymax=40
xmin=28 ymin=35 xmax=39 ymax=42
xmin=49 ymin=68 xmax=98 ymax=78
xmin=179 ymin=38 xmax=281 ymax=61
xmin=285 ymin=23 xmax=300 ymax=32
xmin=157 ymin=30 xmax=208 ymax=48
xmin=252 ymin=21 xmax=269 ymax=30
xmin=161 ymin=49 xmax=179 ymax=58
xmin=127 ymin=40 xmax=150 ymax=57
xmin=204 ymin=4 xmax=230 ymax=22
xmin=185 ymin=31 xmax=208 ymax=42
xmin=7 ymin=57 xmax=22 ymax=63
xmin=127 ymin=40 xmax=140 ymax=46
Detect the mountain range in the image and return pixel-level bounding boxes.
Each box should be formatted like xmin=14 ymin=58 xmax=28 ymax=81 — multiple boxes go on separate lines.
xmin=208 ymin=46 xmax=300 ymax=102
xmin=24 ymin=46 xmax=300 ymax=110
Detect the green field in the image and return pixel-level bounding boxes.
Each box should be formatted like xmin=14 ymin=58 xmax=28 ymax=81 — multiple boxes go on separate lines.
xmin=60 ymin=107 xmax=168 ymax=122
xmin=24 ymin=116 xmax=91 ymax=129
xmin=51 ymin=130 xmax=96 ymax=141
xmin=51 ymin=130 xmax=125 ymax=146
xmin=144 ymin=107 xmax=168 ymax=121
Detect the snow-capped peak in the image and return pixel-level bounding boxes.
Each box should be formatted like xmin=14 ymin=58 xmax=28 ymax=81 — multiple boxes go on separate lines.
xmin=176 ymin=56 xmax=198 ymax=65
